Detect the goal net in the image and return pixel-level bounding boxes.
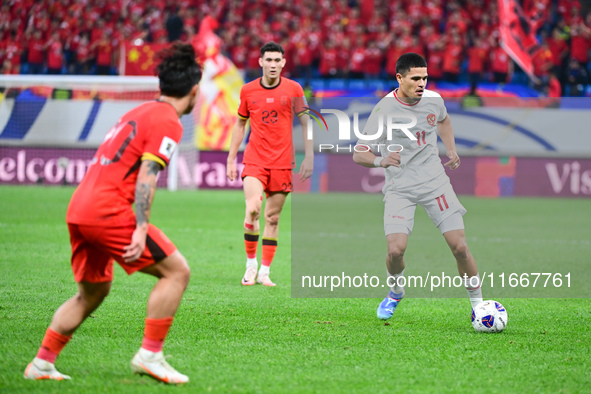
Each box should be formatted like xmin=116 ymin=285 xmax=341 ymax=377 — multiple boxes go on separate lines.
xmin=0 ymin=75 xmax=197 ymax=190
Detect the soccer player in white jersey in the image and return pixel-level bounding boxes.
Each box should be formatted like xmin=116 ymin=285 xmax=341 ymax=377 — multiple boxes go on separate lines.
xmin=352 ymin=53 xmax=483 ymax=320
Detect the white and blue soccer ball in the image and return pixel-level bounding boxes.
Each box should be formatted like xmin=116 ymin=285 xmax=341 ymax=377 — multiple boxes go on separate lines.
xmin=471 ymin=300 xmax=508 ymax=333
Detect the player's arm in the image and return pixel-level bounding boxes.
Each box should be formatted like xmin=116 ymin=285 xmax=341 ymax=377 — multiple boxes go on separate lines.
xmin=297 ymin=112 xmax=314 ymax=181
xmin=227 ymin=116 xmax=248 ymax=181
xmin=352 ymin=100 xmax=400 ymax=168
xmin=122 ymin=159 xmax=161 ymax=262
xmin=437 ymin=114 xmax=460 ymax=170
xmin=353 ymin=148 xmax=400 ymax=168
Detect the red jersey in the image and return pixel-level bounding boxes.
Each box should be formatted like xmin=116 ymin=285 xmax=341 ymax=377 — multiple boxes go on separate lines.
xmin=96 ymin=40 xmax=113 ymax=66
xmin=47 ymin=40 xmax=63 ymax=69
xmin=467 ymin=47 xmax=487 ymax=73
xmin=443 ymin=43 xmax=462 ymax=74
xmin=319 ymin=47 xmax=338 ymax=76
xmin=238 ymin=78 xmax=306 ymax=169
xmin=547 ymin=37 xmax=567 ymax=67
xmin=67 ymin=101 xmax=182 ymax=226
xmin=27 ymin=38 xmax=45 ymax=64
xmin=570 ymin=34 xmax=589 ymax=63
xmin=491 ymin=47 xmax=510 ymax=73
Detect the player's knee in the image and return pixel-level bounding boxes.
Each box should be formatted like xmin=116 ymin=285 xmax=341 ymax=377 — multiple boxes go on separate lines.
xmin=387 ymin=245 xmax=406 ymax=262
xmin=246 ymin=198 xmax=262 ymax=217
xmin=78 ymin=282 xmax=111 ymax=307
xmin=173 ymin=254 xmax=191 ymax=288
xmin=451 ymin=241 xmax=470 ymax=260
xmin=265 ymin=212 xmax=280 ymax=228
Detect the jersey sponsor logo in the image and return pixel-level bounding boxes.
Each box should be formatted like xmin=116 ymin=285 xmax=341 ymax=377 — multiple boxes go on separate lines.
xmin=266 ymin=98 xmax=274 ymax=103
xmin=427 ymin=113 xmax=436 ymax=126
xmin=158 ymin=136 xmax=177 ymax=159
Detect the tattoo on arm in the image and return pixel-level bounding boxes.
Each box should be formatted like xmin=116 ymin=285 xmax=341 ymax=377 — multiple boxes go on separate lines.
xmin=146 ymin=160 xmax=162 ymax=176
xmin=135 ymin=160 xmax=161 ymax=226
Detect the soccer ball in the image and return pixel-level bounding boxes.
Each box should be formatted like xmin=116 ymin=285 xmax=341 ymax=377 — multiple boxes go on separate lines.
xmin=471 ymin=300 xmax=508 ymax=333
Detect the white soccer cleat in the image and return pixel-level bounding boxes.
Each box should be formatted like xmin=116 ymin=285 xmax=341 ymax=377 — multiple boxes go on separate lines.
xmin=24 ymin=357 xmax=71 ymax=381
xmin=242 ymin=265 xmax=257 ymax=286
xmin=131 ymin=348 xmax=189 ymax=384
xmin=257 ymin=273 xmax=276 ymax=287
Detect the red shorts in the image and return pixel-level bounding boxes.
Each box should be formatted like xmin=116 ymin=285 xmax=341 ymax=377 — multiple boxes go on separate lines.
xmin=242 ymin=164 xmax=292 ymax=195
xmin=68 ymin=223 xmax=177 ymax=283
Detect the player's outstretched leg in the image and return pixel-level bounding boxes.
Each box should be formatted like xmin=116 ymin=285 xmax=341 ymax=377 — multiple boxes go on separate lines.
xmin=443 ymin=228 xmax=483 ymax=309
xmin=242 ymin=220 xmax=259 ymax=286
xmin=242 ymin=177 xmax=263 ymax=285
xmin=378 ymin=234 xmax=408 ymax=320
xmin=133 ymin=251 xmax=190 ymax=384
xmin=24 ymin=281 xmax=111 ymax=381
xmin=256 ymin=191 xmax=287 ymax=287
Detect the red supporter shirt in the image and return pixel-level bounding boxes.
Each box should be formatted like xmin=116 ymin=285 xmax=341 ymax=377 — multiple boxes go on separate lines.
xmin=231 ymin=45 xmax=247 ymax=69
xmin=67 ymin=101 xmax=182 ymax=226
xmin=47 ymin=40 xmax=63 ymax=69
xmin=350 ymin=47 xmax=365 ymax=73
xmin=547 ymin=37 xmax=567 ymax=66
xmin=319 ymin=47 xmax=338 ymax=75
xmin=77 ymin=40 xmax=90 ymax=62
xmin=27 ymin=38 xmax=45 ymax=64
xmin=467 ymin=47 xmax=486 ymax=73
xmin=491 ymin=47 xmax=510 ymax=73
xmin=427 ymin=49 xmax=445 ymax=79
xmin=548 ymin=76 xmax=561 ymax=97
xmin=570 ymin=34 xmax=589 ymax=63
xmin=364 ymin=47 xmax=383 ymax=75
xmin=385 ymin=45 xmax=401 ymax=76
xmin=443 ymin=43 xmax=462 ymax=74
xmin=96 ymin=40 xmax=113 ymax=66
xmin=238 ymin=78 xmax=306 ymax=169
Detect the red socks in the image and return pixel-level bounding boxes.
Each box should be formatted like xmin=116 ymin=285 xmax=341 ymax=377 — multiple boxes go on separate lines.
xmin=141 ymin=317 xmax=174 ymax=353
xmin=36 ymin=319 xmax=175 ymax=362
xmin=261 ymin=238 xmax=278 ymax=267
xmin=244 ymin=222 xmax=259 ymax=259
xmin=36 ymin=328 xmax=71 ymax=363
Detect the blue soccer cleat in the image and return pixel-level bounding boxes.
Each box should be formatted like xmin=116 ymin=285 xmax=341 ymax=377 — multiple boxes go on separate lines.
xmin=377 ymin=290 xmax=404 ymax=320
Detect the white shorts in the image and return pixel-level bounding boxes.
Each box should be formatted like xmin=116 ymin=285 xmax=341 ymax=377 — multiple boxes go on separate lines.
xmin=384 ymin=181 xmax=467 ymax=236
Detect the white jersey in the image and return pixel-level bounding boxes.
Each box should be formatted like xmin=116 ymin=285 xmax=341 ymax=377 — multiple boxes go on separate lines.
xmin=357 ymin=88 xmax=449 ymax=194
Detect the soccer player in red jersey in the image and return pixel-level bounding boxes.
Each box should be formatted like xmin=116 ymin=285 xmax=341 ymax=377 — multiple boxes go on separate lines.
xmin=24 ymin=43 xmax=202 ymax=384
xmin=227 ymin=41 xmax=313 ymax=287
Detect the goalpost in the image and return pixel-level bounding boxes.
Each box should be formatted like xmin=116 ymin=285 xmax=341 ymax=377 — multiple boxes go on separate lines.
xmin=0 ymin=75 xmax=196 ymax=190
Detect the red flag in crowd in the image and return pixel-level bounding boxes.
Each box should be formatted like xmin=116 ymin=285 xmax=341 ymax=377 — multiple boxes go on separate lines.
xmin=119 ymin=42 xmax=168 ymax=76
xmin=190 ymin=16 xmax=244 ymax=151
xmin=498 ymin=0 xmax=542 ymax=82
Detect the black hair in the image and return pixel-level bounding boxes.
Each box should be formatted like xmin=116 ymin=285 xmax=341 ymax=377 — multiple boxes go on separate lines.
xmin=395 ymin=53 xmax=428 ymax=76
xmin=260 ymin=41 xmax=284 ymax=57
xmin=155 ymin=42 xmax=202 ymax=97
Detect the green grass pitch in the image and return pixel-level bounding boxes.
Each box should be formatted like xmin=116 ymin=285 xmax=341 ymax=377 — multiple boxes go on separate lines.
xmin=0 ymin=185 xmax=589 ymax=393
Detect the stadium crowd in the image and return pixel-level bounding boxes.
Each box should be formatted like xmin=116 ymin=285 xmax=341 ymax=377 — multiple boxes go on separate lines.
xmin=0 ymin=0 xmax=589 ymax=96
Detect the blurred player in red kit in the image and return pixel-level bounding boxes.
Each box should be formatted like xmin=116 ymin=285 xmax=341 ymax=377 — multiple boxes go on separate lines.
xmin=24 ymin=43 xmax=202 ymax=384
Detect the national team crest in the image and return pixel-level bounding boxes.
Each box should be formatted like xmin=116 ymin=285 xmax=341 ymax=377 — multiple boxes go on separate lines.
xmin=281 ymin=96 xmax=288 ymax=105
xmin=427 ymin=113 xmax=436 ymax=126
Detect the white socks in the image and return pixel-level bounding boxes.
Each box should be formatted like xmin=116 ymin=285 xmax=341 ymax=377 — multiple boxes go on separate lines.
xmin=258 ymin=265 xmax=270 ymax=276
xmin=388 ymin=269 xmax=405 ymax=296
xmin=464 ymin=275 xmax=483 ymax=308
xmin=246 ymin=258 xmax=258 ymax=268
